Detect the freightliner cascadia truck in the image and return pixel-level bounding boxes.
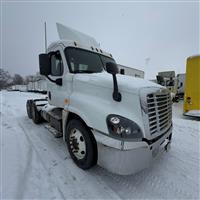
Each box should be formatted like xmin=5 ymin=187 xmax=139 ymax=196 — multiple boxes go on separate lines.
xmin=26 ymin=23 xmax=172 ymax=175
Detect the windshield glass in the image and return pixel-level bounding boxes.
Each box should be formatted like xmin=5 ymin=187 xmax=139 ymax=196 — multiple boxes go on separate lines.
xmin=65 ymin=47 xmax=116 ymax=73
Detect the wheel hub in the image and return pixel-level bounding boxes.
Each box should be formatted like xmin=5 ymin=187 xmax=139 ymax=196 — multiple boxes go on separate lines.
xmin=69 ymin=128 xmax=86 ymax=160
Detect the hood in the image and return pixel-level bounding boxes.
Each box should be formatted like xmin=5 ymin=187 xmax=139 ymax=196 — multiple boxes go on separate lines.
xmin=74 ymin=72 xmax=162 ymax=94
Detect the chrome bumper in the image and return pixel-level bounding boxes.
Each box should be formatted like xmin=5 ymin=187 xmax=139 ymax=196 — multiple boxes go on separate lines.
xmin=93 ymin=126 xmax=172 ymax=175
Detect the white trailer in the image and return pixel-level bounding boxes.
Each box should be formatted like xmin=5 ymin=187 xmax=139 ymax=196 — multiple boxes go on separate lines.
xmin=27 ymin=81 xmax=35 ymax=92
xmin=26 ymin=23 xmax=172 ymax=175
xmin=176 ymin=73 xmax=185 ymax=98
xmin=117 ymin=64 xmax=144 ymax=78
xmin=19 ymin=85 xmax=27 ymax=92
xmin=12 ymin=84 xmax=27 ymax=92
xmin=37 ymin=79 xmax=47 ymax=93
xmin=27 ymin=80 xmax=47 ymax=93
xmin=11 ymin=85 xmax=17 ymax=91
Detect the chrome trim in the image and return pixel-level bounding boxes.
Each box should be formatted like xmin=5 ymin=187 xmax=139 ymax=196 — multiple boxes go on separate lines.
xmin=140 ymin=87 xmax=172 ymax=140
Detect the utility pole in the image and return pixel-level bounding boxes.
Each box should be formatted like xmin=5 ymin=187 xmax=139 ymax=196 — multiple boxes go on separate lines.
xmin=44 ymin=22 xmax=47 ymax=53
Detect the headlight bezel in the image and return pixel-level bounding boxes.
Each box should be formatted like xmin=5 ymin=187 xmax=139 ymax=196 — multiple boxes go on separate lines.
xmin=106 ymin=114 xmax=143 ymax=141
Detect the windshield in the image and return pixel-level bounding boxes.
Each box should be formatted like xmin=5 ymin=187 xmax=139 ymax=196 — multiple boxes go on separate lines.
xmin=65 ymin=47 xmax=116 ymax=73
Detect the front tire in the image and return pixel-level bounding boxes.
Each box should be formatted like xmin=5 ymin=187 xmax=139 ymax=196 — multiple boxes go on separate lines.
xmin=66 ymin=119 xmax=97 ymax=170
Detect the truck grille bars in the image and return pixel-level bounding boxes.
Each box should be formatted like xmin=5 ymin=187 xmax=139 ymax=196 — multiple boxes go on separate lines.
xmin=147 ymin=92 xmax=172 ymax=135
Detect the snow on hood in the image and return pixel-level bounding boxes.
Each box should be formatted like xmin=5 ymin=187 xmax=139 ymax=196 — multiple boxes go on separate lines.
xmin=74 ymin=72 xmax=162 ymax=94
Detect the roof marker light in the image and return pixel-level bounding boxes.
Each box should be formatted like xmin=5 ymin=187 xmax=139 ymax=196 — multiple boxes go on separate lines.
xmin=96 ymin=48 xmax=99 ymax=52
xmin=74 ymin=41 xmax=77 ymax=46
xmin=91 ymin=46 xmax=94 ymax=50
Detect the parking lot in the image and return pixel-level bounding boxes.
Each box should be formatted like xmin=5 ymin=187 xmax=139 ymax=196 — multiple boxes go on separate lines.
xmin=1 ymin=91 xmax=199 ymax=199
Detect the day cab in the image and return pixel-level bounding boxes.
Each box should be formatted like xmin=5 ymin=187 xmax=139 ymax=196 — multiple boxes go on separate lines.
xmin=26 ymin=24 xmax=173 ymax=175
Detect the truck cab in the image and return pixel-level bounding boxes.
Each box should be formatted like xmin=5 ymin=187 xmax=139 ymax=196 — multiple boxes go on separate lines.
xmin=26 ymin=24 xmax=172 ymax=175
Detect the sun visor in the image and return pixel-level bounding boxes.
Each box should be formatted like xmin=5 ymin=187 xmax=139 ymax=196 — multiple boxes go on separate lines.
xmin=56 ymin=23 xmax=100 ymax=48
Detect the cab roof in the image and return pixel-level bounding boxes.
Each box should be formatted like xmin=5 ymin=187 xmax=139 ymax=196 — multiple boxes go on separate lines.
xmin=48 ymin=39 xmax=113 ymax=59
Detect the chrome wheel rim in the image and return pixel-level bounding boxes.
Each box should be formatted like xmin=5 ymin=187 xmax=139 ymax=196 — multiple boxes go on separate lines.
xmin=69 ymin=128 xmax=86 ymax=160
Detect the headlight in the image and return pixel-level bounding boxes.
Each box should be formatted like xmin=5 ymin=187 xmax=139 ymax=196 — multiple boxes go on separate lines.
xmin=106 ymin=114 xmax=143 ymax=140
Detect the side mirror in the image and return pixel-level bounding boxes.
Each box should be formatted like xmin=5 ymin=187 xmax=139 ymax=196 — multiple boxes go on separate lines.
xmin=106 ymin=62 xmax=119 ymax=75
xmin=106 ymin=62 xmax=121 ymax=102
xmin=39 ymin=54 xmax=51 ymax=76
xmin=55 ymin=78 xmax=62 ymax=86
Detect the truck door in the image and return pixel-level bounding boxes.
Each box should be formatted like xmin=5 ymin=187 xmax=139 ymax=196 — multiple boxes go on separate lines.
xmin=47 ymin=46 xmax=73 ymax=108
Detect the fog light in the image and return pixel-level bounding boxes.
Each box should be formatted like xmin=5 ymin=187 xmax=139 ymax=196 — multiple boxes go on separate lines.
xmin=125 ymin=127 xmax=131 ymax=135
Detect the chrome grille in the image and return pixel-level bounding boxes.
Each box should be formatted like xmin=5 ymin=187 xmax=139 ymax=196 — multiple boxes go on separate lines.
xmin=147 ymin=92 xmax=172 ymax=135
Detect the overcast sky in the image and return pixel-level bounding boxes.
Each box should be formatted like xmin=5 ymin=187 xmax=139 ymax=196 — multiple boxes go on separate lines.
xmin=1 ymin=1 xmax=199 ymax=79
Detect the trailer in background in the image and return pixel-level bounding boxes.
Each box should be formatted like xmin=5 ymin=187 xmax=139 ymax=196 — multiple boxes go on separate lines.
xmin=176 ymin=73 xmax=185 ymax=99
xmin=183 ymin=55 xmax=200 ymax=118
xmin=27 ymin=81 xmax=35 ymax=92
xmin=9 ymin=84 xmax=28 ymax=92
xmin=27 ymin=79 xmax=47 ymax=93
xmin=8 ymin=79 xmax=47 ymax=94
xmin=156 ymin=71 xmax=178 ymax=102
xmin=37 ymin=79 xmax=47 ymax=93
xmin=156 ymin=71 xmax=176 ymax=93
xmin=117 ymin=64 xmax=144 ymax=78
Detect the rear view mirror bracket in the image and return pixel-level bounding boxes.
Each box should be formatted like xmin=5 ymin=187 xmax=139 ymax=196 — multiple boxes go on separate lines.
xmin=106 ymin=62 xmax=122 ymax=102
xmin=45 ymin=76 xmax=62 ymax=86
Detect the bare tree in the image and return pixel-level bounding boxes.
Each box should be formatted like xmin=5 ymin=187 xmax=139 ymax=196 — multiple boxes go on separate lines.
xmin=13 ymin=74 xmax=24 ymax=85
xmin=0 ymin=68 xmax=12 ymax=89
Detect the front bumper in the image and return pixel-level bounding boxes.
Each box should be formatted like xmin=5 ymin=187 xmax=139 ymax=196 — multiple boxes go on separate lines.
xmin=93 ymin=125 xmax=172 ymax=175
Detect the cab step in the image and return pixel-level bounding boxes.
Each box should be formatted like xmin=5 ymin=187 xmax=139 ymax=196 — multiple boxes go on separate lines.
xmin=44 ymin=124 xmax=63 ymax=138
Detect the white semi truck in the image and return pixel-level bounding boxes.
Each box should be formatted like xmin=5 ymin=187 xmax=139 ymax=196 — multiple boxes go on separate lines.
xmin=26 ymin=24 xmax=172 ymax=175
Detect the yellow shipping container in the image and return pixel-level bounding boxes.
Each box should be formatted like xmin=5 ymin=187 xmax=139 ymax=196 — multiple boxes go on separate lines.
xmin=183 ymin=55 xmax=200 ymax=117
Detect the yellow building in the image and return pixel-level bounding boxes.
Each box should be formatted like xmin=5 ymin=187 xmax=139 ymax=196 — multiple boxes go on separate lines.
xmin=183 ymin=55 xmax=200 ymax=117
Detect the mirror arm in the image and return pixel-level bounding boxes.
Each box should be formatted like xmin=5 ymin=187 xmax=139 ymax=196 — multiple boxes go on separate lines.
xmin=45 ymin=75 xmax=56 ymax=83
xmin=112 ymin=74 xmax=121 ymax=102
xmin=45 ymin=75 xmax=62 ymax=86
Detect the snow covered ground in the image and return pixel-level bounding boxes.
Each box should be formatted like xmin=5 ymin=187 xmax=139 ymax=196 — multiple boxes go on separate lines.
xmin=0 ymin=91 xmax=199 ymax=199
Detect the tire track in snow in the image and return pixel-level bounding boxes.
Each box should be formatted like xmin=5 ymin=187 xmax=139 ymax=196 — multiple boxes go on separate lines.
xmin=1 ymin=110 xmax=35 ymax=199
xmin=93 ymin=163 xmax=195 ymax=199
xmin=17 ymin=120 xmax=66 ymax=200
xmin=3 ymin=102 xmax=66 ymax=199
xmin=15 ymin=143 xmax=33 ymax=199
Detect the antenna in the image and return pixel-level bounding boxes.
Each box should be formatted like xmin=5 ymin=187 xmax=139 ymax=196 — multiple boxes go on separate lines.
xmin=44 ymin=22 xmax=47 ymax=53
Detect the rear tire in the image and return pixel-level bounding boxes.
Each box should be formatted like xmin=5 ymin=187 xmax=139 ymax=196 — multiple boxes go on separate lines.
xmin=31 ymin=102 xmax=43 ymax=124
xmin=26 ymin=100 xmax=33 ymax=119
xmin=66 ymin=119 xmax=97 ymax=170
